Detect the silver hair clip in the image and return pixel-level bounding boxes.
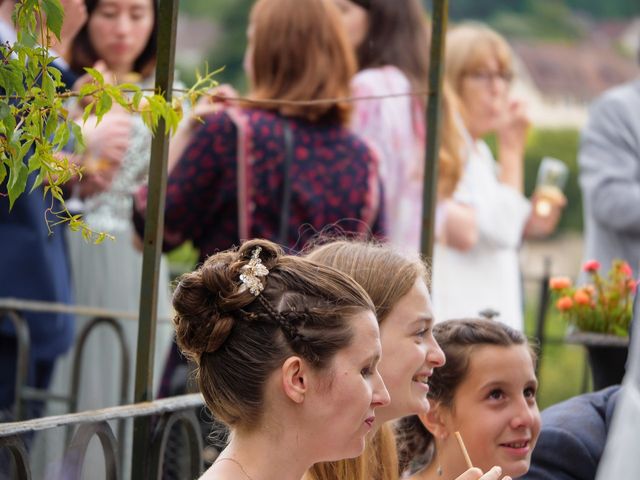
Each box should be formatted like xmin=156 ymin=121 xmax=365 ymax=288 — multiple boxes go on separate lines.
xmin=239 ymin=246 xmax=269 ymax=296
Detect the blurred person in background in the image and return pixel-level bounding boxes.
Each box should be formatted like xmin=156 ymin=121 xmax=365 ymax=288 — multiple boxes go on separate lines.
xmin=132 ymin=0 xmax=383 ymax=400
xmin=432 ymin=23 xmax=565 ymax=331
xmin=332 ymin=0 xmax=462 ymax=254
xmin=578 ymin=47 xmax=640 ymax=277
xmin=0 ymin=0 xmax=88 ymax=424
xmin=50 ymin=0 xmax=173 ymax=413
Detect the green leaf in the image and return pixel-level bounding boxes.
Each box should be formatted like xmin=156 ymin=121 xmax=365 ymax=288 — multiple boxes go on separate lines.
xmin=30 ymin=170 xmax=45 ymax=193
xmin=0 ymin=102 xmax=10 ymax=121
xmin=84 ymin=67 xmax=105 ymax=86
xmin=95 ymin=93 xmax=112 ymax=118
xmin=7 ymin=161 xmax=28 ymax=209
xmin=0 ymin=162 xmax=6 ymax=186
xmin=42 ymin=0 xmax=64 ymax=40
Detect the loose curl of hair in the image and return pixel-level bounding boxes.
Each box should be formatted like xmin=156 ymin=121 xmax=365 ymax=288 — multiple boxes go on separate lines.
xmin=172 ymin=238 xmax=374 ymax=429
xmin=396 ymin=319 xmax=537 ymax=475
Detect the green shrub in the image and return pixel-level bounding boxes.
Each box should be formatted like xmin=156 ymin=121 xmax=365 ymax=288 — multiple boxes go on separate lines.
xmin=485 ymin=128 xmax=583 ymax=233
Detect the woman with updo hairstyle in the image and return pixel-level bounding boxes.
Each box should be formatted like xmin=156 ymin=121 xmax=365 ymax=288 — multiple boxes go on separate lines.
xmin=173 ymin=239 xmax=390 ymax=480
xmin=398 ymin=319 xmax=541 ymax=480
xmin=305 ymin=241 xmax=509 ymax=480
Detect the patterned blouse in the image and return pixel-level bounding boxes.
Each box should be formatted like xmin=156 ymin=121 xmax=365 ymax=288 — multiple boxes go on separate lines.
xmin=133 ymin=107 xmax=384 ymax=260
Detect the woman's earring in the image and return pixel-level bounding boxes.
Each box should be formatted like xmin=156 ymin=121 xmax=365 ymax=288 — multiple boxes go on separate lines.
xmin=436 ymin=465 xmax=443 ymax=476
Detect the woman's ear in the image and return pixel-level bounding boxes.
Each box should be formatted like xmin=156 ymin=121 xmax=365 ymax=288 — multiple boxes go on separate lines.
xmin=281 ymin=356 xmax=307 ymax=403
xmin=419 ymin=403 xmax=450 ymax=441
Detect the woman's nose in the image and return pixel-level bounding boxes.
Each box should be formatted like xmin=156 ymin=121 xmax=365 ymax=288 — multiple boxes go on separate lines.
xmin=372 ymin=370 xmax=390 ymax=407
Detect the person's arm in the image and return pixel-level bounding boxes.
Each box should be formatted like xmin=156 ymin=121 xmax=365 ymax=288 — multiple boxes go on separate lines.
xmin=521 ymin=427 xmax=597 ymax=480
xmin=579 ymin=89 xmax=640 ymax=233
xmin=497 ymin=98 xmax=529 ymax=193
xmin=438 ymin=200 xmax=478 ymax=251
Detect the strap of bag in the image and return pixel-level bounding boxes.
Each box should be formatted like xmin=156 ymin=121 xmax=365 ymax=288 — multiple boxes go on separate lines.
xmin=277 ymin=122 xmax=294 ymax=245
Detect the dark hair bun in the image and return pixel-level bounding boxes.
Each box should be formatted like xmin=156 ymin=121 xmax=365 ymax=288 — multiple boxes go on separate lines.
xmin=172 ymin=239 xmax=284 ymax=360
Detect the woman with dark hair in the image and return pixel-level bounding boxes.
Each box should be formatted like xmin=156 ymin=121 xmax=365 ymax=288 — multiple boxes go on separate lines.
xmin=332 ymin=0 xmax=463 ymax=253
xmin=51 ymin=0 xmax=173 ymax=434
xmin=398 ymin=319 xmax=540 ymax=480
xmin=69 ymin=0 xmax=157 ymax=79
xmin=174 ymin=239 xmax=389 ymax=479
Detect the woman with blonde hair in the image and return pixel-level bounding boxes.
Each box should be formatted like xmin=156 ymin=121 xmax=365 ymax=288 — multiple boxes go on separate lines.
xmin=432 ymin=23 xmax=564 ymax=330
xmin=173 ymin=239 xmax=389 ymax=479
xmin=305 ymin=240 xmax=513 ymax=480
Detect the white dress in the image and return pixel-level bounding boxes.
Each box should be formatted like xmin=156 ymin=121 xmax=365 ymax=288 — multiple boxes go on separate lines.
xmin=34 ymin=79 xmax=174 ymax=476
xmin=432 ymin=135 xmax=531 ymax=331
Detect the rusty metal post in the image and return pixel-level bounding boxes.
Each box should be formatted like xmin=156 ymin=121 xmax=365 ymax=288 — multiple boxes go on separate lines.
xmin=131 ymin=0 xmax=179 ymax=477
xmin=420 ymin=0 xmax=449 ymax=272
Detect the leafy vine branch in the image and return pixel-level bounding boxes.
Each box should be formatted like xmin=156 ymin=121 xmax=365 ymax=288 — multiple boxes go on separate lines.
xmin=0 ymin=0 xmax=218 ymax=243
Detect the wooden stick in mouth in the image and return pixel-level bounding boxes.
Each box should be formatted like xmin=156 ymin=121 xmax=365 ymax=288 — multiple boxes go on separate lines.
xmin=455 ymin=431 xmax=473 ymax=469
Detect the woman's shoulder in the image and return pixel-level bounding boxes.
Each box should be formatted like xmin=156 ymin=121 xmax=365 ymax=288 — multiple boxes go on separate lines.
xmin=352 ymin=65 xmax=411 ymax=94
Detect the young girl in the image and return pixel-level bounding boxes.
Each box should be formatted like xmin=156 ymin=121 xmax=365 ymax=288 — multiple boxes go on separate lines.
xmin=305 ymin=241 xmax=511 ymax=480
xmin=398 ymin=319 xmax=541 ymax=480
xmin=174 ymin=239 xmax=390 ymax=480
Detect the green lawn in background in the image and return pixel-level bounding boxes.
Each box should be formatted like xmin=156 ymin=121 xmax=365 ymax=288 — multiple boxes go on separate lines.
xmin=524 ymin=298 xmax=591 ymax=409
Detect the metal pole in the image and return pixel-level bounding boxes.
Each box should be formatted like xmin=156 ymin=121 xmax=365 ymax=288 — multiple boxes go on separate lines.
xmin=420 ymin=0 xmax=449 ymax=271
xmin=131 ymin=0 xmax=179 ymax=477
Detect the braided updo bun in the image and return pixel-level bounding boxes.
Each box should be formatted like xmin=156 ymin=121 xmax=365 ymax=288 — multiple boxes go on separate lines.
xmin=171 ymin=239 xmax=374 ymax=428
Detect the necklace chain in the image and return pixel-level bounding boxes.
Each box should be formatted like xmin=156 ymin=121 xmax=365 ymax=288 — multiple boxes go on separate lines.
xmin=214 ymin=457 xmax=255 ymax=480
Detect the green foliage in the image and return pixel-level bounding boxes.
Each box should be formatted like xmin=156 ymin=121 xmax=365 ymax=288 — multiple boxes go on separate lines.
xmin=445 ymin=0 xmax=640 ymax=20
xmin=178 ymin=0 xmax=251 ymax=89
xmin=1 ymin=1 xmax=218 ymax=242
xmin=489 ymin=0 xmax=585 ymax=42
xmin=485 ymin=128 xmax=583 ymax=233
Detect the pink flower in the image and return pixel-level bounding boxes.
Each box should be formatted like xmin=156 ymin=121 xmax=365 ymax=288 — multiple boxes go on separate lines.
xmin=582 ymin=260 xmax=601 ymax=273
xmin=627 ymin=279 xmax=638 ymax=294
xmin=619 ymin=262 xmax=633 ymax=278
xmin=549 ymin=276 xmax=572 ymax=290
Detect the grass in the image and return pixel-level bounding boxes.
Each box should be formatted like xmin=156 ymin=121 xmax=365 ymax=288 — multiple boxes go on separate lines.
xmin=524 ymin=298 xmax=591 ymax=409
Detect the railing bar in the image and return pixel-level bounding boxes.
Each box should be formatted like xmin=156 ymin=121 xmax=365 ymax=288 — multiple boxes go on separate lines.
xmin=0 ymin=298 xmax=172 ymax=322
xmin=0 ymin=394 xmax=204 ymax=437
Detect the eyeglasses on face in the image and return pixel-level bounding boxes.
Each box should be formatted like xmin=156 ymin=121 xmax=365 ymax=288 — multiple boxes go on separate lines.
xmin=464 ymin=70 xmax=514 ymax=84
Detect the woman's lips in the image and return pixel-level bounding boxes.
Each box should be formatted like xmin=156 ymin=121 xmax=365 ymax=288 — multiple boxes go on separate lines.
xmin=499 ymin=439 xmax=532 ymax=456
xmin=364 ymin=416 xmax=375 ymax=428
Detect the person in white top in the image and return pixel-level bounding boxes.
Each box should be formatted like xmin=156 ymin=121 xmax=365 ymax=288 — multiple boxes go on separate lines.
xmin=432 ymin=23 xmax=565 ymax=331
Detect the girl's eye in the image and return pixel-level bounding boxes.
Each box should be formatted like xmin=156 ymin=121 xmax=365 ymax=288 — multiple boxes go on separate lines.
xmin=98 ymin=9 xmax=118 ymax=18
xmin=361 ymin=366 xmax=372 ymax=377
xmin=488 ymin=389 xmax=504 ymax=400
xmin=415 ymin=328 xmax=428 ymax=339
xmin=524 ymin=386 xmax=537 ymax=399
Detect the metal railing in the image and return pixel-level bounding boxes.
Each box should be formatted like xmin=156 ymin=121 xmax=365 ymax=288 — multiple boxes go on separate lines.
xmin=0 ymin=393 xmax=204 ymax=480
xmin=0 ymin=299 xmax=173 ymax=478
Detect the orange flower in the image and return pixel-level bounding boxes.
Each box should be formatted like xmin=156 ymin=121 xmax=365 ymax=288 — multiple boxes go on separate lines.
xmin=573 ymin=289 xmax=591 ymax=305
xmin=627 ymin=279 xmax=638 ymax=294
xmin=556 ymin=296 xmax=574 ymax=311
xmin=583 ymin=260 xmax=600 ymax=273
xmin=549 ymin=276 xmax=572 ymax=290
